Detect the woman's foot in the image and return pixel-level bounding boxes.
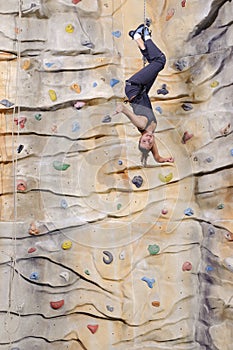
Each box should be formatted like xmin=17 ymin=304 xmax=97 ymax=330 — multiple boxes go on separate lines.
xmin=128 ymin=24 xmax=151 ymax=41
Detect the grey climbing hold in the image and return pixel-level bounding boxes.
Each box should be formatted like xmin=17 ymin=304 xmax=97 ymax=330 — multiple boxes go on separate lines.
xmin=206 ymin=156 xmax=214 ymax=163
xmin=17 ymin=144 xmax=24 ymax=153
xmin=184 ymin=208 xmax=194 ymax=216
xmin=0 ymin=99 xmax=14 ymax=107
xmin=157 ymin=84 xmax=169 ymax=95
xmin=103 ymin=251 xmax=113 ymax=264
xmin=182 ymin=103 xmax=193 ymax=111
xmin=208 ymin=227 xmax=215 ymax=235
xmin=60 ymin=199 xmax=68 ymax=209
xmin=81 ymin=40 xmax=95 ymax=49
xmin=102 ymin=115 xmax=111 ymax=123
xmin=106 ymin=305 xmax=114 ymax=312
xmin=132 ymin=175 xmax=143 ymax=188
xmin=174 ymin=59 xmax=187 ymax=71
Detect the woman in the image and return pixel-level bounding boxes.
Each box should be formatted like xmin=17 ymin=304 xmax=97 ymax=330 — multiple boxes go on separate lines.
xmin=116 ymin=24 xmax=174 ymax=166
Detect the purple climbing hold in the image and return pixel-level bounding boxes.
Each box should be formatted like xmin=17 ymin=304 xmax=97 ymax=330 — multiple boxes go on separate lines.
xmin=110 ymin=78 xmax=120 ymax=87
xmin=0 ymin=99 xmax=14 ymax=107
xmin=141 ymin=276 xmax=155 ymax=289
xmin=182 ymin=103 xmax=193 ymax=111
xmin=132 ymin=175 xmax=143 ymax=188
xmin=231 ymin=149 xmax=233 ymax=156
xmin=184 ymin=208 xmax=194 ymax=216
xmin=112 ymin=30 xmax=121 ymax=38
xmin=74 ymin=101 xmax=85 ymax=109
xmin=17 ymin=144 xmax=24 ymax=153
xmin=30 ymin=272 xmax=39 ymax=280
xmin=155 ymin=106 xmax=163 ymax=114
xmin=157 ymin=84 xmax=169 ymax=95
xmin=103 ymin=251 xmax=113 ymax=264
xmin=102 ymin=114 xmax=111 ymax=123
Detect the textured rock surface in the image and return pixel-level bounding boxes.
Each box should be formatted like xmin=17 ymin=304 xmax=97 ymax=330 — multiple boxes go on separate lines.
xmin=0 ymin=0 xmax=232 ymax=349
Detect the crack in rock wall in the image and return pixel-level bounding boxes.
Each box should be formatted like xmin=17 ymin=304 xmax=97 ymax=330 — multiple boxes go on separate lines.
xmin=0 ymin=0 xmax=232 ymax=349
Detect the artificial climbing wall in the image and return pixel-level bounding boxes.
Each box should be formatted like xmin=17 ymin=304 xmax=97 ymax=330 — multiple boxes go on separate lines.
xmin=0 ymin=0 xmax=233 ymax=349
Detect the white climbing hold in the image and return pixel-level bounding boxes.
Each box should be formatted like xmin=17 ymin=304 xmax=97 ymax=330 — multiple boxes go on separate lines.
xmin=223 ymin=257 xmax=233 ymax=272
xmin=119 ymin=251 xmax=125 ymax=260
xmin=59 ymin=271 xmax=70 ymax=282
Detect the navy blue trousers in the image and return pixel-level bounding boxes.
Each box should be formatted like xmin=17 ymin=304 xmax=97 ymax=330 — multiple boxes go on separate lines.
xmin=125 ymin=39 xmax=166 ymax=109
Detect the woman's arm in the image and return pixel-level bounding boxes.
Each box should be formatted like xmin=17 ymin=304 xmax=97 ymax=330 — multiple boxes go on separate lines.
xmin=115 ymin=103 xmax=147 ymax=130
xmin=151 ymin=138 xmax=174 ymax=163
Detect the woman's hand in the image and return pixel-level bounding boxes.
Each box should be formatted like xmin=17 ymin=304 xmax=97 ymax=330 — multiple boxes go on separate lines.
xmin=115 ymin=103 xmax=125 ymax=114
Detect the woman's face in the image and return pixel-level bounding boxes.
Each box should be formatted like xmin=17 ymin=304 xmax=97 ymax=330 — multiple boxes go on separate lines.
xmin=139 ymin=132 xmax=154 ymax=150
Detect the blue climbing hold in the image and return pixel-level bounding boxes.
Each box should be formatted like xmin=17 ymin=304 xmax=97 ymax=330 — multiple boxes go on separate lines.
xmin=206 ymin=265 xmax=214 ymax=272
xmin=112 ymin=30 xmax=121 ymax=38
xmin=93 ymin=82 xmax=98 ymax=87
xmin=102 ymin=115 xmax=111 ymax=123
xmin=155 ymin=106 xmax=163 ymax=114
xmin=30 ymin=272 xmax=39 ymax=280
xmin=141 ymin=276 xmax=155 ymax=289
xmin=132 ymin=175 xmax=143 ymax=188
xmin=72 ymin=121 xmax=80 ymax=132
xmin=110 ymin=79 xmax=120 ymax=87
xmin=106 ymin=305 xmax=114 ymax=312
xmin=0 ymin=99 xmax=14 ymax=107
xmin=208 ymin=227 xmax=215 ymax=235
xmin=118 ymin=160 xmax=123 ymax=165
xmin=45 ymin=62 xmax=54 ymax=68
xmin=230 ymin=149 xmax=233 ymax=156
xmin=182 ymin=103 xmax=193 ymax=111
xmin=157 ymin=84 xmax=169 ymax=95
xmin=60 ymin=199 xmax=68 ymax=209
xmin=184 ymin=208 xmax=194 ymax=216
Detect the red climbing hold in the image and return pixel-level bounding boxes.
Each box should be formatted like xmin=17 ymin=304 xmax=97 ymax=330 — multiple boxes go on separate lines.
xmin=72 ymin=0 xmax=81 ymax=3
xmin=28 ymin=247 xmax=36 ymax=253
xmin=87 ymin=324 xmax=99 ymax=334
xmin=181 ymin=0 xmax=186 ymax=7
xmin=50 ymin=300 xmax=64 ymax=309
xmin=17 ymin=179 xmax=27 ymax=192
xmin=182 ymin=261 xmax=192 ymax=271
xmin=181 ymin=131 xmax=193 ymax=144
xmin=14 ymin=116 xmax=27 ymax=129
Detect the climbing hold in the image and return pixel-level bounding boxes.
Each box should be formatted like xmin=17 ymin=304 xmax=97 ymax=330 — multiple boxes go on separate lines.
xmin=17 ymin=179 xmax=27 ymax=192
xmin=71 ymin=83 xmax=81 ymax=93
xmin=217 ymin=203 xmax=224 ymax=210
xmin=157 ymin=84 xmax=169 ymax=95
xmin=208 ymin=227 xmax=215 ymax=235
xmin=112 ymin=30 xmax=121 ymax=38
xmin=60 ymin=199 xmax=68 ymax=209
xmin=119 ymin=251 xmax=125 ymax=260
xmin=161 ymin=208 xmax=168 ymax=215
xmin=220 ymin=123 xmax=231 ymax=136
xmin=74 ymin=101 xmax=85 ymax=109
xmin=22 ymin=58 xmax=31 ymax=70
xmin=72 ymin=0 xmax=82 ymax=4
xmin=65 ymin=24 xmax=74 ymax=33
xmin=29 ymin=222 xmax=40 ymax=235
xmin=152 ymin=301 xmax=160 ymax=307
xmin=206 ymin=156 xmax=214 ymax=163
xmin=181 ymin=0 xmax=186 ymax=7
xmin=141 ymin=276 xmax=155 ymax=289
xmin=81 ymin=40 xmax=95 ymax=49
xmin=158 ymin=172 xmax=173 ymax=183
xmin=14 ymin=116 xmax=27 ymax=129
xmin=35 ymin=113 xmax=42 ymax=121
xmin=174 ymin=59 xmax=187 ymax=71
xmin=72 ymin=121 xmax=80 ymax=132
xmin=106 ymin=305 xmax=114 ymax=312
xmin=155 ymin=106 xmax=163 ymax=114
xmin=118 ymin=160 xmax=123 ymax=165
xmin=225 ymin=231 xmax=233 ymax=241
xmin=132 ymin=175 xmax=143 ymax=188
xmin=184 ymin=208 xmax=194 ymax=216
xmin=166 ymin=8 xmax=175 ymax=21
xmin=93 ymin=82 xmax=98 ymax=87
xmin=117 ymin=203 xmax=122 ymax=210
xmin=84 ymin=269 xmax=90 ymax=275
xmin=110 ymin=78 xmax=119 ymax=87
xmin=182 ymin=261 xmax=192 ymax=271
xmin=103 ymin=251 xmax=113 ymax=264
xmin=48 ymin=89 xmax=57 ymax=101
xmin=59 ymin=272 xmax=70 ymax=282
xmin=210 ymin=81 xmax=219 ymax=88
xmin=53 ymin=160 xmax=70 ymax=171
xmin=206 ymin=265 xmax=214 ymax=272
xmin=30 ymin=272 xmax=39 ymax=281
xmin=148 ymin=244 xmax=160 ymax=255
xmin=28 ymin=247 xmax=36 ymax=253
xmin=17 ymin=144 xmax=24 ymax=153
xmin=182 ymin=103 xmax=193 ymax=111
xmin=50 ymin=300 xmax=64 ymax=309
xmin=62 ymin=240 xmax=72 ymax=250
xmin=0 ymin=99 xmax=14 ymax=107
xmin=181 ymin=131 xmax=193 ymax=144
xmin=223 ymin=257 xmax=233 ymax=272
xmin=87 ymin=324 xmax=99 ymax=334
xmin=102 ymin=114 xmax=111 ymax=123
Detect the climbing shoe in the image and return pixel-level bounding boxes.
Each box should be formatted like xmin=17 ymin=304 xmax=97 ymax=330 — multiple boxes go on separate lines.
xmin=128 ymin=24 xmax=145 ymax=39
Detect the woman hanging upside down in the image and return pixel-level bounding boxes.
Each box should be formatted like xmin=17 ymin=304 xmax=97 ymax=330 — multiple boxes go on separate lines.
xmin=115 ymin=24 xmax=174 ymax=166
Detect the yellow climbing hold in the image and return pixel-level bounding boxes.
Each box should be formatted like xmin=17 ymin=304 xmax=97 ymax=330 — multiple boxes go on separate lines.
xmin=158 ymin=172 xmax=173 ymax=183
xmin=210 ymin=81 xmax=219 ymax=88
xmin=71 ymin=83 xmax=81 ymax=93
xmin=61 ymin=240 xmax=72 ymax=250
xmin=65 ymin=24 xmax=74 ymax=33
xmin=22 ymin=59 xmax=31 ymax=70
xmin=49 ymin=89 xmax=57 ymax=101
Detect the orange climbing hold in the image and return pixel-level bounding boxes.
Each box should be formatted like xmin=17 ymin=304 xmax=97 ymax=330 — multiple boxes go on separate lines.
xmin=166 ymin=8 xmax=175 ymax=21
xmin=152 ymin=301 xmax=160 ymax=307
xmin=29 ymin=222 xmax=40 ymax=235
xmin=22 ymin=59 xmax=31 ymax=70
xmin=71 ymin=83 xmax=81 ymax=93
xmin=17 ymin=179 xmax=27 ymax=192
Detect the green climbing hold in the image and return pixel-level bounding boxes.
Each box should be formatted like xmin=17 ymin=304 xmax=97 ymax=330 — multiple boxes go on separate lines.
xmin=217 ymin=203 xmax=224 ymax=210
xmin=117 ymin=203 xmax=122 ymax=210
xmin=53 ymin=160 xmax=70 ymax=171
xmin=84 ymin=269 xmax=90 ymax=275
xmin=35 ymin=113 xmax=42 ymax=121
xmin=148 ymin=244 xmax=160 ymax=255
